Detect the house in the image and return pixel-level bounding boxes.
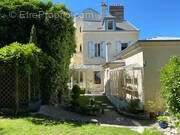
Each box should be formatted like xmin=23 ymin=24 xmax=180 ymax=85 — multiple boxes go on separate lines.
xmin=104 ymin=37 xmax=180 ymax=112
xmin=70 ymin=2 xmax=139 ymax=94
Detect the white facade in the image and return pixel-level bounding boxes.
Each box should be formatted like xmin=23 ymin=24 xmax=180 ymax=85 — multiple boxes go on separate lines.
xmin=71 ymin=3 xmax=139 ymax=94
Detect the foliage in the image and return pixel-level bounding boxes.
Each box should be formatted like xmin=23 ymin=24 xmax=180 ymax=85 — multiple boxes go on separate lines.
xmin=79 ymin=104 xmax=102 ymax=116
xmin=71 ymin=85 xmax=81 ymax=106
xmin=0 ymin=42 xmax=42 ymax=72
xmin=160 ymin=56 xmax=180 ymax=117
xmin=29 ymin=25 xmax=37 ymax=46
xmin=80 ymin=88 xmax=85 ymax=94
xmin=157 ymin=116 xmax=168 ymax=123
xmin=90 ymin=97 xmax=95 ymax=106
xmin=127 ymin=99 xmax=141 ymax=113
xmin=127 ymin=85 xmax=132 ymax=89
xmin=175 ymin=121 xmax=180 ymax=132
xmin=0 ymin=0 xmax=76 ymax=104
xmin=0 ymin=42 xmax=48 ymax=113
xmin=78 ymin=96 xmax=114 ymax=110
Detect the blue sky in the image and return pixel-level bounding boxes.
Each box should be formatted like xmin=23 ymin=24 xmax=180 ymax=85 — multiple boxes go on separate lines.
xmin=49 ymin=0 xmax=180 ymax=39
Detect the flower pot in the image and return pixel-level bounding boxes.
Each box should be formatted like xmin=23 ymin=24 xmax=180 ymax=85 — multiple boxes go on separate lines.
xmin=158 ymin=121 xmax=168 ymax=129
xmin=150 ymin=112 xmax=156 ymax=119
xmin=29 ymin=99 xmax=42 ymax=112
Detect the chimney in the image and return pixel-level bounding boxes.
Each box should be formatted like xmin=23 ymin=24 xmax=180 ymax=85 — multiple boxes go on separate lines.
xmin=101 ymin=2 xmax=107 ymax=20
xmin=109 ymin=4 xmax=124 ymax=20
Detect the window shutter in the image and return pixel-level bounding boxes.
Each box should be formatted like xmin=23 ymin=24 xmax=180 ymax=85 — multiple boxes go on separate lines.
xmin=88 ymin=41 xmax=93 ymax=58
xmin=92 ymin=43 xmax=95 ymax=57
xmin=101 ymin=42 xmax=106 ymax=58
xmin=116 ymin=41 xmax=121 ymax=54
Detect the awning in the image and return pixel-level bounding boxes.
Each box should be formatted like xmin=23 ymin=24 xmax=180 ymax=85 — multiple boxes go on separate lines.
xmin=110 ymin=63 xmax=143 ymax=72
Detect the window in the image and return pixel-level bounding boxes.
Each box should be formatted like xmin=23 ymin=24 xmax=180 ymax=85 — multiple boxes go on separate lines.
xmin=95 ymin=43 xmax=101 ymax=57
xmin=108 ymin=21 xmax=113 ymax=30
xmin=88 ymin=41 xmax=106 ymax=58
xmin=80 ymin=72 xmax=83 ymax=83
xmin=121 ymin=43 xmax=128 ymax=50
xmin=94 ymin=71 xmax=101 ymax=84
xmin=80 ymin=44 xmax=82 ymax=52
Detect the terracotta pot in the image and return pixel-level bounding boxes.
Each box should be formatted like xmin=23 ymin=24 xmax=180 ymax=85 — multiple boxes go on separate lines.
xmin=150 ymin=112 xmax=156 ymax=118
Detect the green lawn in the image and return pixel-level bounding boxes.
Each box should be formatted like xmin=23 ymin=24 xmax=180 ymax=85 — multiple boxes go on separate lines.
xmin=79 ymin=96 xmax=115 ymax=110
xmin=0 ymin=117 xmax=140 ymax=135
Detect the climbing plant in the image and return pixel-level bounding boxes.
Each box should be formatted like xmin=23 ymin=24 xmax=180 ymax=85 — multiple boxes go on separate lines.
xmin=0 ymin=42 xmax=51 ymax=113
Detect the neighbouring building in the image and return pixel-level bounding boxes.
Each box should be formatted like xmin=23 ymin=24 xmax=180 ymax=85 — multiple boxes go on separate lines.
xmin=70 ymin=2 xmax=139 ymax=94
xmin=104 ymin=37 xmax=180 ymax=112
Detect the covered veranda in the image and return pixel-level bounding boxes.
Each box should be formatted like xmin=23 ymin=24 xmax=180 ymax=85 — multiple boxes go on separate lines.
xmin=104 ymin=63 xmax=144 ymax=109
xmin=70 ymin=65 xmax=104 ymax=94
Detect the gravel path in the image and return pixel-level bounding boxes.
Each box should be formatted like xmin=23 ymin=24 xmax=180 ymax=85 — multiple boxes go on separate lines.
xmin=36 ymin=105 xmax=155 ymax=128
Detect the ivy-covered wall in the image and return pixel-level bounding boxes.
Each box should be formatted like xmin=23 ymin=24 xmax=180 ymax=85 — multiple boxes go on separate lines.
xmin=0 ymin=0 xmax=76 ymax=104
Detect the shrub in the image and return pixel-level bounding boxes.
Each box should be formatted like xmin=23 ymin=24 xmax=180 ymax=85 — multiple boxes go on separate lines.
xmin=127 ymin=99 xmax=141 ymax=113
xmin=90 ymin=97 xmax=95 ymax=106
xmin=71 ymin=85 xmax=81 ymax=106
xmin=79 ymin=104 xmax=102 ymax=116
xmin=80 ymin=88 xmax=85 ymax=94
xmin=157 ymin=116 xmax=168 ymax=123
xmin=175 ymin=121 xmax=180 ymax=132
xmin=160 ymin=56 xmax=180 ymax=117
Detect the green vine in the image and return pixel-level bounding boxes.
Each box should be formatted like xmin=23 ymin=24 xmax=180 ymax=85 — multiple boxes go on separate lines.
xmin=0 ymin=42 xmax=43 ymax=72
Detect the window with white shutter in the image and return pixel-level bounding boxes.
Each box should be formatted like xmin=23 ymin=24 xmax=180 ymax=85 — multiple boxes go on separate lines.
xmin=116 ymin=41 xmax=121 ymax=54
xmin=94 ymin=43 xmax=101 ymax=57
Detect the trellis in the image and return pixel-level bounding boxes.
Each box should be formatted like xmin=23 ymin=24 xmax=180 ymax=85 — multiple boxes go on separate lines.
xmin=0 ymin=62 xmax=37 ymax=110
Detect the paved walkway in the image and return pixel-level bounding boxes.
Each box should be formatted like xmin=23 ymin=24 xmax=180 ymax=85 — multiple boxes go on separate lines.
xmin=36 ymin=105 xmax=155 ymax=128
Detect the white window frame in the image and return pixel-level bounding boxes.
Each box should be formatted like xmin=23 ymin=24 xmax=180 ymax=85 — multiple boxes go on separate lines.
xmin=94 ymin=43 xmax=101 ymax=58
xmin=107 ymin=20 xmax=114 ymax=31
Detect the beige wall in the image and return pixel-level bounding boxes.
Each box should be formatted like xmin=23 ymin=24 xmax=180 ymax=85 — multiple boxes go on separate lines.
xmin=143 ymin=41 xmax=180 ymax=111
xmin=83 ymin=31 xmax=139 ymax=65
xmin=114 ymin=41 xmax=180 ymax=112
xmin=117 ymin=50 xmax=144 ymax=102
xmin=70 ymin=19 xmax=83 ymax=66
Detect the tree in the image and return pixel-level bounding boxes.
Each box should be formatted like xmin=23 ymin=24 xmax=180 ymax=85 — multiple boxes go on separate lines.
xmin=160 ymin=56 xmax=180 ymax=117
xmin=29 ymin=24 xmax=37 ymax=46
xmin=0 ymin=0 xmax=76 ymax=104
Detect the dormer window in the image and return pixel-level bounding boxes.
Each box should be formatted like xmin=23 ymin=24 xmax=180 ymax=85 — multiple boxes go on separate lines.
xmin=122 ymin=43 xmax=128 ymax=50
xmin=108 ymin=20 xmax=113 ymax=30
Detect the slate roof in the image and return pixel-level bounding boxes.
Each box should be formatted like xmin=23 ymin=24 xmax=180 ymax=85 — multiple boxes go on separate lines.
xmin=146 ymin=36 xmax=180 ymax=40
xmin=83 ymin=20 xmax=139 ymax=32
xmin=82 ymin=8 xmax=100 ymax=14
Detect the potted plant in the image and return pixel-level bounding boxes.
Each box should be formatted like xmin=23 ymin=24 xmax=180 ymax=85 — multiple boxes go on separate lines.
xmin=127 ymin=85 xmax=132 ymax=90
xmin=157 ymin=116 xmax=168 ymax=129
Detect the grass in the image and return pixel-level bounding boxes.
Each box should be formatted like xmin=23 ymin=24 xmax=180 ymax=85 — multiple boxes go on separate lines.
xmin=143 ymin=128 xmax=164 ymax=135
xmin=0 ymin=117 xmax=140 ymax=135
xmin=78 ymin=96 xmax=114 ymax=110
